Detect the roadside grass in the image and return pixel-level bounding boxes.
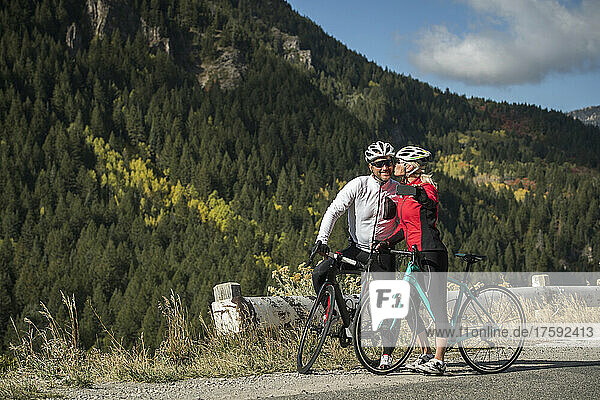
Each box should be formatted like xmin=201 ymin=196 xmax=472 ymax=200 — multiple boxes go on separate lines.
xmin=1 ymin=286 xmax=597 ymax=397
xmin=0 ymin=373 xmax=55 ymax=400
xmin=0 ymin=289 xmax=361 ymax=396
xmin=522 ymin=294 xmax=600 ymax=324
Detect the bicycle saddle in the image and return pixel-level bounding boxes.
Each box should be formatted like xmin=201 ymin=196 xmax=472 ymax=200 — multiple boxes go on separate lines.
xmin=454 ymin=253 xmax=487 ymax=264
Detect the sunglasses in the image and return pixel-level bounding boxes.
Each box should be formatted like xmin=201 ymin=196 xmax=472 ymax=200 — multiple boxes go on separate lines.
xmin=370 ymin=159 xmax=393 ymax=168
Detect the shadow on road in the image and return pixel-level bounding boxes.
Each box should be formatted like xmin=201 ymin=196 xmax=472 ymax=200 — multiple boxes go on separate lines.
xmin=434 ymin=358 xmax=600 ymax=376
xmin=507 ymin=359 xmax=600 ymax=372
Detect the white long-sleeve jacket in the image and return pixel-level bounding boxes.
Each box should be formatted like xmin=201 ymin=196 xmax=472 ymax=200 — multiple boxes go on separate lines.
xmin=316 ymin=175 xmax=400 ymax=252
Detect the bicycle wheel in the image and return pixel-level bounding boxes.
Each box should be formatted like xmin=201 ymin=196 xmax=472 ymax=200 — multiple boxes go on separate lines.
xmin=457 ymin=285 xmax=525 ymax=373
xmin=352 ymin=292 xmax=416 ymax=374
xmin=297 ymin=284 xmax=336 ymax=374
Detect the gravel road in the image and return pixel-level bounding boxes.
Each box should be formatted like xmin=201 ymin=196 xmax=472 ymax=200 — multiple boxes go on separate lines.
xmin=55 ymin=347 xmax=600 ymax=399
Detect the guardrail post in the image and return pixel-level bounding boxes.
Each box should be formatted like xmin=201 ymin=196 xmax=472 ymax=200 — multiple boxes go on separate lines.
xmin=213 ymin=282 xmax=241 ymax=301
xmin=210 ymin=284 xmax=362 ymax=334
xmin=531 ymin=274 xmax=549 ymax=287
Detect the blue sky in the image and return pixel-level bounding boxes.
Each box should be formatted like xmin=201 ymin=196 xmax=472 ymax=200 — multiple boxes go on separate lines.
xmin=286 ymin=0 xmax=600 ymax=112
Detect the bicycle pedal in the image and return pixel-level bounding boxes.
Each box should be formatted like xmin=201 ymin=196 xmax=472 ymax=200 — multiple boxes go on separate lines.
xmin=338 ymin=329 xmax=352 ymax=348
xmin=339 ymin=336 xmax=351 ymax=348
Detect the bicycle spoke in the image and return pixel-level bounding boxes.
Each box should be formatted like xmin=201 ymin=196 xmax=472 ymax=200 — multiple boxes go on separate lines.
xmin=297 ymin=285 xmax=336 ymax=373
xmin=352 ymin=293 xmax=415 ymax=374
xmin=457 ymin=286 xmax=525 ymax=373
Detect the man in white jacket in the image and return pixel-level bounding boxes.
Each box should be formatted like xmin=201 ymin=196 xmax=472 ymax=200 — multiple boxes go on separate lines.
xmin=311 ymin=141 xmax=402 ymax=369
xmin=312 ymin=140 xmax=401 ymax=294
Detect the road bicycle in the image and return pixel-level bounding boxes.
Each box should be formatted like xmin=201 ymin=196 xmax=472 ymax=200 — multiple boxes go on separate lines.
xmin=297 ymin=247 xmax=410 ymax=374
xmin=356 ymin=247 xmax=525 ymax=373
xmin=298 ymin=242 xmax=525 ymax=374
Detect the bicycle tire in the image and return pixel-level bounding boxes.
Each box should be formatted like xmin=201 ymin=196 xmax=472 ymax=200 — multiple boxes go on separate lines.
xmin=297 ymin=284 xmax=336 ymax=374
xmin=457 ymin=285 xmax=525 ymax=373
xmin=352 ymin=292 xmax=416 ymax=374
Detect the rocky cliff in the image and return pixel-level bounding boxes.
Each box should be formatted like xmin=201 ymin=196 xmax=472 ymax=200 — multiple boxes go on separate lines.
xmin=66 ymin=0 xmax=170 ymax=53
xmin=567 ymin=106 xmax=600 ymax=127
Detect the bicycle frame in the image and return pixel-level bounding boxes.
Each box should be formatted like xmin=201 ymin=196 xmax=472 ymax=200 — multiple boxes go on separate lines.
xmin=393 ymin=250 xmax=501 ymax=347
xmin=323 ymin=252 xmax=366 ymax=333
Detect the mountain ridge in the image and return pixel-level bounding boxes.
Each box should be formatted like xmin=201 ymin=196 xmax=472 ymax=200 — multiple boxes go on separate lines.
xmin=0 ymin=0 xmax=598 ymax=353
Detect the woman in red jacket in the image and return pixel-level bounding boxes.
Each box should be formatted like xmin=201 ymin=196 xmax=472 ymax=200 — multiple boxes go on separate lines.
xmin=379 ymin=145 xmax=449 ymax=375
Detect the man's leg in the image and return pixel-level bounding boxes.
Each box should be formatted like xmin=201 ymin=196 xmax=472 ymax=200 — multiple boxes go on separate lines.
xmin=312 ymin=244 xmax=362 ymax=301
xmin=312 ymin=257 xmax=334 ymax=296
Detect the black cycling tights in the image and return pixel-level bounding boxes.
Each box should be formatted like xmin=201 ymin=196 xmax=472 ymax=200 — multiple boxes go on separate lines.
xmin=406 ymin=250 xmax=450 ymax=338
xmin=312 ymin=244 xmax=397 ymax=355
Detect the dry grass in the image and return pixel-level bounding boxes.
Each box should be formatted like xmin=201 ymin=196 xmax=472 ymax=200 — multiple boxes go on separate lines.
xmin=0 ymin=288 xmax=360 ymax=396
xmin=522 ymin=294 xmax=600 ymax=324
xmin=4 ymin=285 xmax=596 ymax=396
xmin=268 ymin=260 xmax=362 ymax=297
xmin=0 ymin=373 xmax=53 ymax=400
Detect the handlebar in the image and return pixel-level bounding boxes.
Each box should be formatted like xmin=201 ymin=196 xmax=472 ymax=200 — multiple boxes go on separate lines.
xmin=389 ymin=245 xmax=422 ymax=266
xmin=308 ymin=240 xmax=360 ymax=268
xmin=389 ymin=249 xmax=412 ymax=256
xmin=307 ymin=248 xmax=364 ymax=274
xmin=310 ymin=249 xmax=360 ymax=267
xmin=322 ymin=251 xmax=358 ymax=267
xmin=310 ymin=244 xmax=419 ymax=267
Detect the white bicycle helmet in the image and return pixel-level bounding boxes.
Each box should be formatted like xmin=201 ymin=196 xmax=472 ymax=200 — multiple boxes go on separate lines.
xmin=364 ymin=141 xmax=395 ymax=163
xmin=395 ymin=146 xmax=432 ymax=163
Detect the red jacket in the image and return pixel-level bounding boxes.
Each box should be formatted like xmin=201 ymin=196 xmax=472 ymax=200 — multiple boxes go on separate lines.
xmin=385 ymin=177 xmax=447 ymax=252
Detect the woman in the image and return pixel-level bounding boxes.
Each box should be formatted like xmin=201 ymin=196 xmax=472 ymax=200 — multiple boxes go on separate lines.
xmin=378 ymin=145 xmax=449 ymax=375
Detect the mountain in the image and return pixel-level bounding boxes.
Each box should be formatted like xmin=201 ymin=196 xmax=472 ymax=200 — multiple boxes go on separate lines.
xmin=567 ymin=106 xmax=600 ymax=127
xmin=0 ymin=0 xmax=598 ymax=352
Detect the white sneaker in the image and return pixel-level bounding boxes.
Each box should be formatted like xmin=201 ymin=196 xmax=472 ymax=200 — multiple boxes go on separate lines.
xmin=415 ymin=358 xmax=446 ymax=375
xmin=379 ymin=354 xmax=393 ymax=369
xmin=405 ymin=353 xmax=434 ymax=371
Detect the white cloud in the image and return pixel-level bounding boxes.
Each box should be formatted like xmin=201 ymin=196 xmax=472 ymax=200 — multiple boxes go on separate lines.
xmin=410 ymin=0 xmax=600 ymax=86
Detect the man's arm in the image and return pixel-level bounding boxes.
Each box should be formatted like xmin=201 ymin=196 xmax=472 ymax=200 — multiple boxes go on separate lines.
xmin=316 ymin=178 xmax=360 ymax=245
xmin=378 ymin=190 xmax=404 ymax=250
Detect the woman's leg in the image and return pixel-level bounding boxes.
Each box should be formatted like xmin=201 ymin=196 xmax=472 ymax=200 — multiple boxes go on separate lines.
xmin=421 ymin=251 xmax=449 ymax=361
xmin=406 ymin=270 xmax=431 ymax=354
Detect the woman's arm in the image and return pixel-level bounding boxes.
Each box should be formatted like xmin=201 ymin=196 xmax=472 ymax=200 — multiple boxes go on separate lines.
xmin=378 ymin=225 xmax=405 ymax=249
xmin=414 ymin=183 xmax=438 ymax=210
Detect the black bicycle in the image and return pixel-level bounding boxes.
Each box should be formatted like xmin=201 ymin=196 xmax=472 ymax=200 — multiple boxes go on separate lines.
xmin=297 ymin=247 xmax=414 ymax=374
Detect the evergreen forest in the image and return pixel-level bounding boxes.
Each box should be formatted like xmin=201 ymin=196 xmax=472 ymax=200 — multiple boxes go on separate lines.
xmin=0 ymin=0 xmax=599 ymax=353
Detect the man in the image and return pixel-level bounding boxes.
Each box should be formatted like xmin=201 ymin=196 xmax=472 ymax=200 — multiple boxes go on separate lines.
xmin=311 ymin=141 xmax=401 ymax=368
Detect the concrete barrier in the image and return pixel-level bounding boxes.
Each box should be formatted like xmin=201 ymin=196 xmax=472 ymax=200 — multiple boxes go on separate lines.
xmin=211 ymin=293 xmax=316 ymax=333
xmin=211 ymin=275 xmax=600 ymax=334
